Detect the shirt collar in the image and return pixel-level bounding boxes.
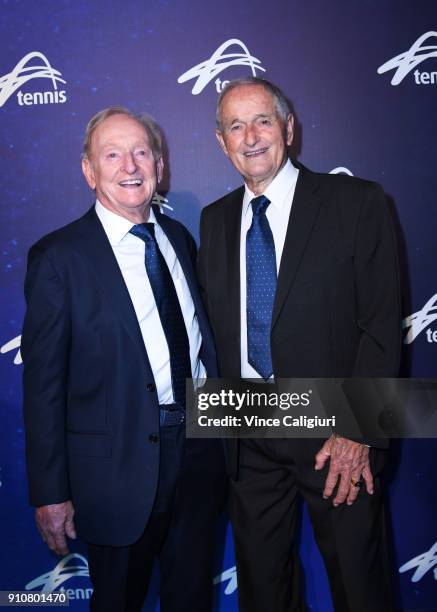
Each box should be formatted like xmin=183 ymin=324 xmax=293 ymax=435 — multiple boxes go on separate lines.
xmin=95 ymin=200 xmax=157 ymax=245
xmin=242 ymin=159 xmax=298 ymax=216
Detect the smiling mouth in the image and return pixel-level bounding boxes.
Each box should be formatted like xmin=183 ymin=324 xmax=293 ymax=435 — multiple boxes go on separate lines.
xmin=119 ymin=179 xmax=143 ymax=188
xmin=243 ymin=147 xmax=269 ymax=158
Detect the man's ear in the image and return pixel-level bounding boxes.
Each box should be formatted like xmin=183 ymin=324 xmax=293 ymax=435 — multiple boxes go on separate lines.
xmin=215 ymin=129 xmax=230 ymax=158
xmin=285 ymin=114 xmax=294 ymax=147
xmin=156 ymin=156 xmax=164 ymax=184
xmin=81 ymin=157 xmax=96 ymax=190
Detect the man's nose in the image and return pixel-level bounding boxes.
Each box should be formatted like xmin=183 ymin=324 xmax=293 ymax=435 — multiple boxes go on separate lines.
xmin=244 ymin=122 xmax=259 ymax=146
xmin=122 ymin=152 xmax=137 ymax=173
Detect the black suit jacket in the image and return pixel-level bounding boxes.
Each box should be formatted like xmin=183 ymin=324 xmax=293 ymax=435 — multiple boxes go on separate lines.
xmin=22 ymin=205 xmax=218 ymax=546
xmin=198 ymin=162 xmax=402 ymax=473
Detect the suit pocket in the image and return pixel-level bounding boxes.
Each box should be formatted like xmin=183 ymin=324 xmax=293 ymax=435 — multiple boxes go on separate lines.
xmin=67 ymin=432 xmax=112 ymax=457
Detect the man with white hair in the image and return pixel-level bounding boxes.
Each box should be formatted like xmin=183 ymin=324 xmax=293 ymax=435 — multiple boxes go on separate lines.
xmin=23 ymin=107 xmax=226 ymax=611
xmin=199 ymin=78 xmax=401 ymax=611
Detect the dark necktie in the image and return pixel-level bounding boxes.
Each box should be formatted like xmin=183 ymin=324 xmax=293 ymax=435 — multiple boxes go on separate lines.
xmin=129 ymin=223 xmax=192 ymax=408
xmin=246 ymin=195 xmax=277 ymax=380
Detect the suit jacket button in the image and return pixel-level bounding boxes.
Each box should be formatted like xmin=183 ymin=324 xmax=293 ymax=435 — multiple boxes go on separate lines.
xmin=148 ymin=433 xmax=159 ymax=444
xmin=146 ymin=383 xmax=156 ymax=392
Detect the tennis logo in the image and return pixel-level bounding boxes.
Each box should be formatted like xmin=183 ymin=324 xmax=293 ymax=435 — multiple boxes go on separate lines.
xmin=402 ymin=294 xmax=437 ymax=344
xmin=213 ymin=566 xmax=238 ymax=595
xmin=25 ymin=553 xmax=90 ymax=591
xmin=377 ymin=32 xmax=437 ymax=86
xmin=0 ymin=334 xmax=21 ymax=365
xmin=329 ymin=167 xmax=353 ymax=176
xmin=399 ymin=542 xmax=437 ymax=582
xmin=177 ymin=38 xmax=266 ymax=95
xmin=0 ymin=51 xmax=67 ymax=108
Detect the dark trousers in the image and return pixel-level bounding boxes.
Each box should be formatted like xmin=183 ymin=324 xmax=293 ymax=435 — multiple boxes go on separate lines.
xmin=230 ymin=438 xmax=393 ymax=612
xmin=88 ymin=426 xmax=227 ymax=612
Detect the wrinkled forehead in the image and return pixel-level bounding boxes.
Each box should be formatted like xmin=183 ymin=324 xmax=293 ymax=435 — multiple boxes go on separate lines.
xmin=90 ymin=114 xmax=150 ymax=153
xmin=220 ymin=84 xmax=276 ymax=121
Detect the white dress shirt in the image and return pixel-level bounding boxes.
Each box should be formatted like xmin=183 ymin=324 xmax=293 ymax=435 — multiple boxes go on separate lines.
xmin=240 ymin=160 xmax=299 ymax=379
xmin=95 ymin=200 xmax=206 ymax=404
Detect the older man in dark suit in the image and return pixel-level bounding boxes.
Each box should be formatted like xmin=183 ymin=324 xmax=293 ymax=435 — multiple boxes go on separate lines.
xmin=22 ymin=107 xmax=226 ymax=612
xmin=198 ymin=78 xmax=401 ymax=612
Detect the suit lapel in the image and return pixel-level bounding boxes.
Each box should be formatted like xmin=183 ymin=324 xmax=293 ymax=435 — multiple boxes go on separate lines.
xmin=272 ymin=165 xmax=323 ymax=328
xmin=224 ymin=188 xmax=244 ymax=350
xmin=74 ymin=208 xmax=150 ymax=364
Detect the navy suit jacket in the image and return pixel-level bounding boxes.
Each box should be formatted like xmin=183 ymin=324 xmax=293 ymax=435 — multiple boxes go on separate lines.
xmin=22 ymin=204 xmax=218 ymax=546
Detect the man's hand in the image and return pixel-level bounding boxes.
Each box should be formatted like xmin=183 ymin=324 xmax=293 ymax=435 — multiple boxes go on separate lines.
xmin=314 ymin=435 xmax=374 ymax=506
xmin=35 ymin=501 xmax=76 ymax=555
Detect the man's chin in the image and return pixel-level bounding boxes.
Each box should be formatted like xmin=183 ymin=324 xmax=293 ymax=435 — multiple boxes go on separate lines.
xmin=244 ymin=169 xmax=276 ymax=188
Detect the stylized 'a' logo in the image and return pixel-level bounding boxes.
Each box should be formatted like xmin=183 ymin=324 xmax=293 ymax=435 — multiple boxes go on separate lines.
xmin=399 ymin=542 xmax=437 ymax=582
xmin=0 ymin=51 xmax=66 ymax=107
xmin=213 ymin=565 xmax=238 ymax=595
xmin=25 ymin=553 xmax=89 ymax=592
xmin=377 ymin=31 xmax=437 ymax=85
xmin=402 ymin=293 xmax=437 ymax=344
xmin=329 ymin=167 xmax=353 ymax=176
xmin=177 ymin=39 xmax=265 ymax=95
xmin=0 ymin=334 xmax=22 ymax=364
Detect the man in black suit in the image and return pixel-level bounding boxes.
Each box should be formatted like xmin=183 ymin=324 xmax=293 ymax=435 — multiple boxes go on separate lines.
xmin=22 ymin=107 xmax=226 ymax=611
xmin=198 ymin=78 xmax=401 ymax=611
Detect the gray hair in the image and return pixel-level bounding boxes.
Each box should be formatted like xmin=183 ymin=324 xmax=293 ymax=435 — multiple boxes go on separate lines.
xmin=216 ymin=77 xmax=291 ymax=131
xmin=82 ymin=106 xmax=163 ymax=162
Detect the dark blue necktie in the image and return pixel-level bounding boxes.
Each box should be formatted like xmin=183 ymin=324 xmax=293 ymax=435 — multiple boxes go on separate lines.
xmin=246 ymin=195 xmax=277 ymax=380
xmin=129 ymin=223 xmax=191 ymax=408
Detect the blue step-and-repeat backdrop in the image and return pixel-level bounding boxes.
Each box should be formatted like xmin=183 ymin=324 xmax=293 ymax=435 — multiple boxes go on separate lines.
xmin=1 ymin=1 xmax=436 ymax=610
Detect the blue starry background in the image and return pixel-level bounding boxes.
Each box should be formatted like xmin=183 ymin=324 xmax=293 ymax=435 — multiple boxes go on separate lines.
xmin=0 ymin=0 xmax=436 ymax=609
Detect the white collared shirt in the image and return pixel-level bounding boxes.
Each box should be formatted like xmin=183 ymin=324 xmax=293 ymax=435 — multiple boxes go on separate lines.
xmin=240 ymin=159 xmax=299 ymax=379
xmin=95 ymin=200 xmax=206 ymax=404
